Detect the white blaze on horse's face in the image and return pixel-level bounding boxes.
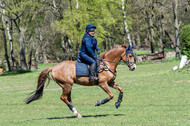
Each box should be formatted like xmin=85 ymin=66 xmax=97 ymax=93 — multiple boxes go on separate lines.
xmin=126 ymin=53 xmax=136 ymax=71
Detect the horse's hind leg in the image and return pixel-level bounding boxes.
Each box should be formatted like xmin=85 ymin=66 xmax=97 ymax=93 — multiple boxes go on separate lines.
xmin=59 ymin=83 xmax=82 ymax=118
xmin=95 ymin=82 xmax=114 ymax=106
xmin=108 ymin=81 xmax=123 ymax=108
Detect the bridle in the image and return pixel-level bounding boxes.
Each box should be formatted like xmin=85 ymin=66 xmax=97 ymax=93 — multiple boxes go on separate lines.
xmin=124 ymin=51 xmax=135 ymax=67
xmin=98 ymin=50 xmax=135 ymax=76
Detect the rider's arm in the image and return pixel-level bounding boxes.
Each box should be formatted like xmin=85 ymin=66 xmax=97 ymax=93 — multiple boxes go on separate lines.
xmin=95 ymin=39 xmax=100 ymax=55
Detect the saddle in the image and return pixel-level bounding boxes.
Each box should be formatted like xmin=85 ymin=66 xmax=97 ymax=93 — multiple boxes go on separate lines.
xmin=75 ymin=58 xmax=99 ymax=77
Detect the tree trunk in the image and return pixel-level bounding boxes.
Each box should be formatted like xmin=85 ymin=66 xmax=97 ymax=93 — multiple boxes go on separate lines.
xmin=158 ymin=26 xmax=163 ymax=52
xmin=173 ymin=0 xmax=180 ymax=59
xmin=39 ymin=31 xmax=48 ymax=63
xmin=145 ymin=0 xmax=155 ymax=53
xmin=136 ymin=33 xmax=141 ymax=47
xmin=144 ymin=37 xmax=149 ymax=46
xmin=158 ymin=3 xmax=164 ymax=53
xmin=6 ymin=19 xmax=19 ymax=68
xmin=149 ymin=13 xmax=155 ymax=53
xmin=34 ymin=49 xmax=39 ymax=69
xmin=19 ymin=27 xmax=28 ymax=70
xmin=68 ymin=39 xmax=74 ymax=60
xmin=121 ymin=0 xmax=131 ymax=45
xmin=28 ymin=49 xmax=32 ymax=70
xmin=76 ymin=0 xmax=79 ymax=9
xmin=158 ymin=20 xmax=163 ymax=52
xmin=131 ymin=34 xmax=135 ymax=46
xmin=164 ymin=27 xmax=175 ymax=47
xmin=1 ymin=1 xmax=18 ymax=70
xmin=28 ymin=37 xmax=34 ymax=70
xmin=0 ymin=16 xmax=11 ymax=72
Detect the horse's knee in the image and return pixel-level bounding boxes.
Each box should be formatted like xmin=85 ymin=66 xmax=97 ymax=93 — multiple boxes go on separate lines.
xmin=109 ymin=95 xmax=114 ymax=100
xmin=60 ymin=96 xmax=67 ymax=101
xmin=120 ymin=89 xmax=123 ymax=93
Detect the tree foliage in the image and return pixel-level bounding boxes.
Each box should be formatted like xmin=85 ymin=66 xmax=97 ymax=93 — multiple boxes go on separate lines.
xmin=53 ymin=0 xmax=127 ymax=50
xmin=180 ymin=24 xmax=190 ymax=58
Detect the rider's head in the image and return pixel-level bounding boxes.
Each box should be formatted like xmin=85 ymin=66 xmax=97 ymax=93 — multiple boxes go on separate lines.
xmin=86 ymin=24 xmax=96 ymax=33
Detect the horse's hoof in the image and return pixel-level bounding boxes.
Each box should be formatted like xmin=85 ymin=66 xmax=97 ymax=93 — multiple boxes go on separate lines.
xmin=77 ymin=113 xmax=82 ymax=118
xmin=95 ymin=101 xmax=101 ymax=106
xmin=115 ymin=102 xmax=120 ymax=109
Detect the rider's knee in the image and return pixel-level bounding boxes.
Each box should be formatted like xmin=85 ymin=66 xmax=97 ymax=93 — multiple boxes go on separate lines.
xmin=91 ymin=60 xmax=96 ymax=65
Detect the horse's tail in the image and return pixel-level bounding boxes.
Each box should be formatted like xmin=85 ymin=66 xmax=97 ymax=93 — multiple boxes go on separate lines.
xmin=25 ymin=67 xmax=52 ymax=104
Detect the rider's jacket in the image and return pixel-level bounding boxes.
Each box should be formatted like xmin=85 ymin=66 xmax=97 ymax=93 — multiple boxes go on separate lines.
xmin=79 ymin=33 xmax=100 ymax=59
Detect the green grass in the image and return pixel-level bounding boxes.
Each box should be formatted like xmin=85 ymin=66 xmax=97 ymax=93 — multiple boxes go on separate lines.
xmin=0 ymin=61 xmax=190 ymax=126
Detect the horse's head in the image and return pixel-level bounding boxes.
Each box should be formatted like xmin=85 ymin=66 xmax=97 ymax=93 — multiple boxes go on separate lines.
xmin=121 ymin=44 xmax=136 ymax=71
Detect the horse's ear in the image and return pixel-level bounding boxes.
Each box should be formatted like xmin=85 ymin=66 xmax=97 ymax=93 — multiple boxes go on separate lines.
xmin=121 ymin=44 xmax=128 ymax=48
xmin=125 ymin=44 xmax=130 ymax=51
xmin=132 ymin=44 xmax=134 ymax=48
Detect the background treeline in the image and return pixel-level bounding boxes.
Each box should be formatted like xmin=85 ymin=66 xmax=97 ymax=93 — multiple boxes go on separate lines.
xmin=0 ymin=0 xmax=190 ymax=71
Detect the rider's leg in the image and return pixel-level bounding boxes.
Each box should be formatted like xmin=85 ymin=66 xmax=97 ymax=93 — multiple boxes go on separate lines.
xmin=80 ymin=53 xmax=98 ymax=81
xmin=89 ymin=63 xmax=99 ymax=81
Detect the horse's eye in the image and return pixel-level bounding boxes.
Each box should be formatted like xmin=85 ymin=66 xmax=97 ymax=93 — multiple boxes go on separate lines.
xmin=129 ymin=55 xmax=132 ymax=58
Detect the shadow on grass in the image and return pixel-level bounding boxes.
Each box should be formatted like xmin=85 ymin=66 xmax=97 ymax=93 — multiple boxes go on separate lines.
xmin=46 ymin=114 xmax=125 ymax=120
xmin=26 ymin=114 xmax=125 ymax=121
xmin=0 ymin=70 xmax=32 ymax=76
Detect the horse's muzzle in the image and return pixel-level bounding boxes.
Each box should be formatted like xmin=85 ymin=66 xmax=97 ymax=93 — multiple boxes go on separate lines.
xmin=129 ymin=64 xmax=136 ymax=71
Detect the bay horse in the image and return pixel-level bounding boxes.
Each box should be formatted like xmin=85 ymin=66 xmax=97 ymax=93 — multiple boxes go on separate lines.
xmin=25 ymin=44 xmax=136 ymax=118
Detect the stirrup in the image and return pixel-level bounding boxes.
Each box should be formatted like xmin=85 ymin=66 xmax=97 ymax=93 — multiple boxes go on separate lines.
xmin=94 ymin=76 xmax=99 ymax=81
xmin=89 ymin=76 xmax=99 ymax=82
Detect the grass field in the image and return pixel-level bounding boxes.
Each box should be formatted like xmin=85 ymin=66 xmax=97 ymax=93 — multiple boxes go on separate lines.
xmin=0 ymin=60 xmax=190 ymax=126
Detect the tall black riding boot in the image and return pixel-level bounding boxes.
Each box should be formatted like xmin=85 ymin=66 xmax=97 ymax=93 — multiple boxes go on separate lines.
xmin=89 ymin=63 xmax=99 ymax=82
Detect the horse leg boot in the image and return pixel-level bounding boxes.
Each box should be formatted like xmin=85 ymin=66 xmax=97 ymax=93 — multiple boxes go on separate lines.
xmin=108 ymin=81 xmax=123 ymax=109
xmin=89 ymin=63 xmax=99 ymax=82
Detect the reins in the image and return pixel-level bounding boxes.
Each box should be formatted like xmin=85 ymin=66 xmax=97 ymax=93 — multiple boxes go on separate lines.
xmin=100 ymin=59 xmax=116 ymax=77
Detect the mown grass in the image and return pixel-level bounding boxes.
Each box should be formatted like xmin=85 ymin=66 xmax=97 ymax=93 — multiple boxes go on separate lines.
xmin=0 ymin=60 xmax=190 ymax=126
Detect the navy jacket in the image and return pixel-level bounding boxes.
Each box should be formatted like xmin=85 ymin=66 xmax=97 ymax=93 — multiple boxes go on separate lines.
xmin=79 ymin=33 xmax=100 ymax=59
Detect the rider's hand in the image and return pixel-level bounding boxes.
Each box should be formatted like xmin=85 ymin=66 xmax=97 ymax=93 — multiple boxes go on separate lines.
xmin=94 ymin=55 xmax=98 ymax=59
xmin=97 ymin=50 xmax=100 ymax=55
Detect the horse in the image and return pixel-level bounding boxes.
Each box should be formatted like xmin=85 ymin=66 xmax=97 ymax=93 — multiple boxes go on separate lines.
xmin=25 ymin=44 xmax=136 ymax=118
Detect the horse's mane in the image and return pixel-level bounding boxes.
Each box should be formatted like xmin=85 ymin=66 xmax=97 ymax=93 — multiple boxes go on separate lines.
xmin=100 ymin=44 xmax=128 ymax=59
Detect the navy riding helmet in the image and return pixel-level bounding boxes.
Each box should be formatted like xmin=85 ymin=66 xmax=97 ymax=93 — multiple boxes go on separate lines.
xmin=86 ymin=24 xmax=96 ymax=32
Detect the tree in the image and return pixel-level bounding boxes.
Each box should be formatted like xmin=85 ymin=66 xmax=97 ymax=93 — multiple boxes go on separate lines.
xmin=180 ymin=24 xmax=190 ymax=58
xmin=173 ymin=0 xmax=180 ymax=59
xmin=0 ymin=0 xmax=11 ymax=71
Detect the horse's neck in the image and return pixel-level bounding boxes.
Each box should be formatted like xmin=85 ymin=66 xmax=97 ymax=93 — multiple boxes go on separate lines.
xmin=102 ymin=48 xmax=124 ymax=69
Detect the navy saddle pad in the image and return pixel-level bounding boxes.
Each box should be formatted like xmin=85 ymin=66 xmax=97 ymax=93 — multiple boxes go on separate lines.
xmin=75 ymin=60 xmax=89 ymax=76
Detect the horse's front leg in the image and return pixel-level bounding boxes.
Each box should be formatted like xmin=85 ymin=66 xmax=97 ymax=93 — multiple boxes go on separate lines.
xmin=95 ymin=82 xmax=114 ymax=106
xmin=108 ymin=81 xmax=123 ymax=109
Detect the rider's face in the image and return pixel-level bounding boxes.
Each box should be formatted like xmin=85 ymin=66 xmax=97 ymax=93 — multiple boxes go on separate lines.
xmin=88 ymin=31 xmax=95 ymax=36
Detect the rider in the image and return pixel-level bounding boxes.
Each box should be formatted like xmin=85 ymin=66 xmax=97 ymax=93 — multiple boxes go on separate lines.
xmin=78 ymin=24 xmax=100 ymax=82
